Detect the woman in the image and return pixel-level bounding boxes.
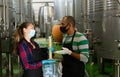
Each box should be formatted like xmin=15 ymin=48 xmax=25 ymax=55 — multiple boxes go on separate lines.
xmin=13 ymin=22 xmax=48 ymax=77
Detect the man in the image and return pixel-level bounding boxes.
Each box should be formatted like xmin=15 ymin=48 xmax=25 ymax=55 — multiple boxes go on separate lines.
xmin=55 ymin=16 xmax=89 ymax=77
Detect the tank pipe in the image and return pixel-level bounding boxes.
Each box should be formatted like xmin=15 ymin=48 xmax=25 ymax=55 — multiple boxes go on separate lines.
xmin=73 ymin=0 xmax=75 ymax=17
xmin=114 ymin=60 xmax=120 ymax=77
xmin=3 ymin=0 xmax=6 ymax=32
xmin=6 ymin=1 xmax=12 ymax=77
xmin=84 ymin=0 xmax=89 ymax=29
xmin=5 ymin=0 xmax=9 ymax=36
xmin=117 ymin=60 xmax=120 ymax=77
xmin=0 ymin=51 xmax=2 ymax=77
xmin=19 ymin=0 xmax=23 ymax=23
xmin=28 ymin=0 xmax=32 ymax=21
xmin=14 ymin=10 xmax=17 ymax=30
xmin=92 ymin=0 xmax=95 ymax=22
xmin=0 ymin=6 xmax=2 ymax=26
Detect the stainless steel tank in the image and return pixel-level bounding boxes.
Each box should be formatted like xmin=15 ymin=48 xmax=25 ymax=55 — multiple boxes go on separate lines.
xmin=0 ymin=0 xmax=3 ymax=37
xmin=12 ymin=0 xmax=24 ymax=23
xmin=88 ymin=0 xmax=120 ymax=76
xmin=54 ymin=0 xmax=74 ymax=20
xmin=0 ymin=0 xmax=16 ymax=77
xmin=88 ymin=0 xmax=120 ymax=60
xmin=74 ymin=0 xmax=88 ymax=32
xmin=38 ymin=3 xmax=54 ymax=37
xmin=54 ymin=0 xmax=66 ymax=20
xmin=24 ymin=0 xmax=33 ymax=22
xmin=0 ymin=0 xmax=33 ymax=77
xmin=0 ymin=0 xmax=15 ymax=38
xmin=0 ymin=0 xmax=2 ymax=24
xmin=88 ymin=0 xmax=103 ymax=53
xmin=0 ymin=0 xmax=2 ymax=76
xmin=12 ymin=0 xmax=33 ymax=23
xmin=54 ymin=0 xmax=88 ymax=32
xmin=27 ymin=0 xmax=34 ymax=22
xmin=101 ymin=0 xmax=120 ymax=59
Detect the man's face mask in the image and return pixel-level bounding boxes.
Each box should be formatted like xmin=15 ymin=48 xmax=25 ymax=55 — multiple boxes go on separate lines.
xmin=60 ymin=23 xmax=69 ymax=34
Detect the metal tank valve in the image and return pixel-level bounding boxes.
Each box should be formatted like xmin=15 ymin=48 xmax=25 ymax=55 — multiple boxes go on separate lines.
xmin=114 ymin=40 xmax=120 ymax=49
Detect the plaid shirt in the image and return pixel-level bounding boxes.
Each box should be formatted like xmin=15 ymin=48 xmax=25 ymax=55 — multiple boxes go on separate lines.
xmin=17 ymin=38 xmax=42 ymax=70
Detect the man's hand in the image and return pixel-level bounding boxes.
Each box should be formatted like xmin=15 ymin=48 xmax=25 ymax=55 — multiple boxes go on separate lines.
xmin=54 ymin=47 xmax=72 ymax=55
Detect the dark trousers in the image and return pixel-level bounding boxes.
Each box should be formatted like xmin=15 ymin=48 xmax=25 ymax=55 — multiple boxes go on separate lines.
xmin=22 ymin=67 xmax=43 ymax=77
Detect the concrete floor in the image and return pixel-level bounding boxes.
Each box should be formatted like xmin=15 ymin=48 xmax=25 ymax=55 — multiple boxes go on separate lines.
xmin=86 ymin=63 xmax=112 ymax=77
xmin=2 ymin=62 xmax=113 ymax=77
xmin=1 ymin=53 xmax=113 ymax=77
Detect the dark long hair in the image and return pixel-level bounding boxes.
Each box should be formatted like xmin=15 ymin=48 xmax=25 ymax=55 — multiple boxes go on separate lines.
xmin=13 ymin=22 xmax=33 ymax=55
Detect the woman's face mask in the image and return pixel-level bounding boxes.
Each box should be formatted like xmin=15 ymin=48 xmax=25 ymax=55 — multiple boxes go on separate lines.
xmin=60 ymin=24 xmax=69 ymax=34
xmin=28 ymin=29 xmax=35 ymax=38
